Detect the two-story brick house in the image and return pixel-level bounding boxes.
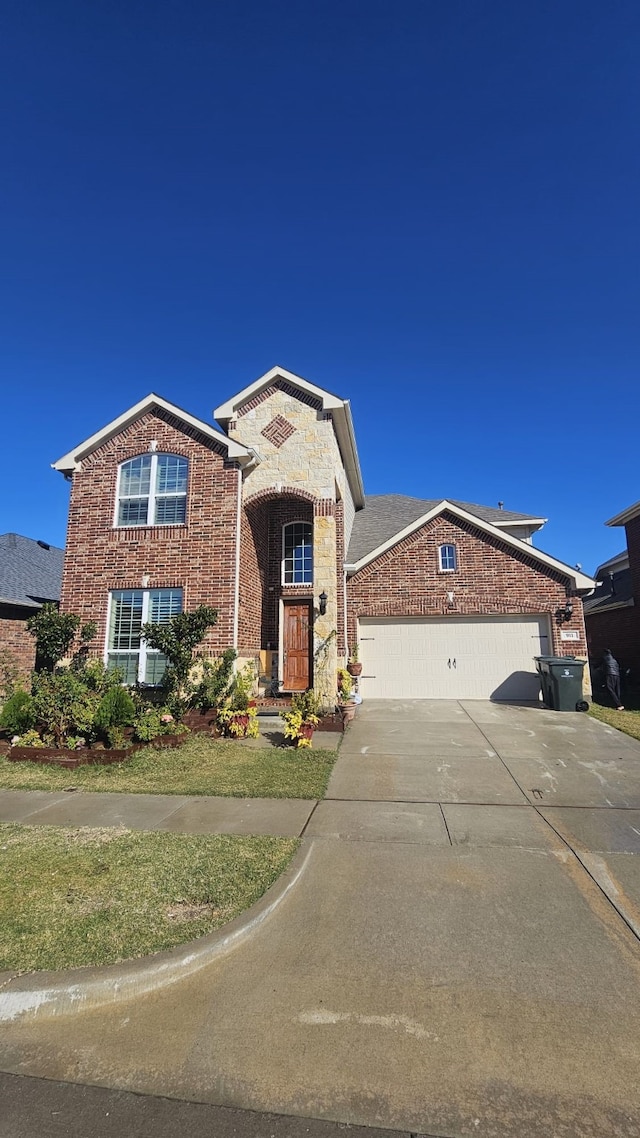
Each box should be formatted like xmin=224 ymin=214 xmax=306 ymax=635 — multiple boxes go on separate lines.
xmin=53 ymin=366 xmax=594 ymax=708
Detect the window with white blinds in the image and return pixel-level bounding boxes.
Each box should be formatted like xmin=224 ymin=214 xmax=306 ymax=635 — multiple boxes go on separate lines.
xmin=116 ymin=454 xmax=188 ymax=527
xmin=106 ymin=588 xmax=183 ymax=683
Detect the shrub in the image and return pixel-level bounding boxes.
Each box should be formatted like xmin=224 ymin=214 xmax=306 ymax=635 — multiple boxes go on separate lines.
xmin=27 ymin=603 xmax=96 ymax=672
xmin=95 ymin=686 xmax=136 ymax=732
xmin=32 ymin=670 xmax=101 ymax=748
xmin=0 ymin=655 xmax=23 ymax=701
xmin=133 ymin=706 xmax=179 ymax=742
xmin=12 ymin=728 xmax=44 ymax=748
xmin=191 ymin=649 xmax=236 ymax=711
xmin=0 ymin=690 xmax=36 ymax=736
xmin=228 ymin=661 xmax=256 ymax=712
xmin=140 ymin=605 xmax=219 ymax=714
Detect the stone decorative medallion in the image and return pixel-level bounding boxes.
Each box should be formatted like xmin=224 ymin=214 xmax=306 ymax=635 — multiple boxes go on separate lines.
xmin=261 ymin=415 xmax=296 ymax=448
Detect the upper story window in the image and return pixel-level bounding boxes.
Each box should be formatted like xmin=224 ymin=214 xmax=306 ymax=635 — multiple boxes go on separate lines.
xmin=283 ymin=521 xmax=313 ymax=584
xmin=106 ymin=587 xmax=183 ymax=684
xmin=438 ymin=543 xmax=457 ymax=571
xmin=116 ymin=454 xmax=188 ymax=527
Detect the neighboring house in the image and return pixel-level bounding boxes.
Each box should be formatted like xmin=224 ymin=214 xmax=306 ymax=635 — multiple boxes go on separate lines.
xmin=584 ymin=500 xmax=640 ymax=684
xmin=0 ymin=533 xmax=65 ymax=677
xmin=52 ymin=366 xmax=594 ymax=707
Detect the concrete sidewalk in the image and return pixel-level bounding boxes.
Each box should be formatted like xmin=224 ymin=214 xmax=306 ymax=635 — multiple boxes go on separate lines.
xmin=2 ymin=700 xmax=640 ymax=1137
xmin=0 ymin=788 xmax=316 ymax=837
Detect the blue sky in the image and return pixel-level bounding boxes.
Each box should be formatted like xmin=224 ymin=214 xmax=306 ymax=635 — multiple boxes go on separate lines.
xmin=1 ymin=0 xmax=638 ymax=575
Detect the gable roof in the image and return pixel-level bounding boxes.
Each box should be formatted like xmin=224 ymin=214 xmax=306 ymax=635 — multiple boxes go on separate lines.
xmin=52 ymin=393 xmax=254 ymax=475
xmin=214 ymin=366 xmax=365 ymax=509
xmin=0 ymin=533 xmax=65 ymax=609
xmin=345 ymin=497 xmax=594 ymax=591
xmin=583 ymin=565 xmax=633 ymax=615
xmin=347 ymin=494 xmax=546 ymax=564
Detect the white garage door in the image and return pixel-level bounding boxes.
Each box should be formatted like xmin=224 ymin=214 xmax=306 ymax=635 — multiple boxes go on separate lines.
xmin=358 ymin=615 xmax=551 ymax=700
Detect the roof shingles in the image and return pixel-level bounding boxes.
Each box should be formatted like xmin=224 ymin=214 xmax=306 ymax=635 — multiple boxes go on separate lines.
xmin=0 ymin=534 xmax=64 ymax=609
xmin=346 ymin=495 xmax=542 ymax=564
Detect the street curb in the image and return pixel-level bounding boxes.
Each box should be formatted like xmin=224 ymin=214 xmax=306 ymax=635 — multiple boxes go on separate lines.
xmin=0 ymin=839 xmax=313 ymax=1024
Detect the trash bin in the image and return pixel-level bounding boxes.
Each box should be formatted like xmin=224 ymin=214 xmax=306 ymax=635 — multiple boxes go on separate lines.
xmin=535 ymin=656 xmax=589 ymax=712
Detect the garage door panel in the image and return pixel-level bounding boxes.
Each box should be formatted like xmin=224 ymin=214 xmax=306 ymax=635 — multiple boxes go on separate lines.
xmin=359 ymin=616 xmax=549 ymax=701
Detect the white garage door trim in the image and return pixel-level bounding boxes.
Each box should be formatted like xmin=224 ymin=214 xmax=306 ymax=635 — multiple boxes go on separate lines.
xmin=358 ymin=615 xmax=551 ymax=700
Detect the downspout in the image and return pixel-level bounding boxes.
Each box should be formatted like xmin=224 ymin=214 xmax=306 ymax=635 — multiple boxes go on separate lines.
xmin=343 ymin=565 xmax=348 ymax=658
xmin=233 ymin=465 xmax=242 ymax=651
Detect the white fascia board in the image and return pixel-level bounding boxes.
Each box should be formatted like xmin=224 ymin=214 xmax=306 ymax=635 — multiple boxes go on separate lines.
xmin=52 ymin=393 xmax=252 ymax=474
xmin=594 ymin=550 xmax=629 ymax=576
xmin=491 ymin=517 xmax=547 ymax=530
xmin=214 ymin=366 xmax=344 ymax=421
xmin=606 ymin=500 xmax=640 ymax=527
xmin=345 ymin=499 xmax=596 ymax=591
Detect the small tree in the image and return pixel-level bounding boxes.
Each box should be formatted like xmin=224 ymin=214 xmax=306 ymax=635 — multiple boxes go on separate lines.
xmin=141 ymin=604 xmax=218 ymax=713
xmin=27 ymin=603 xmax=97 ymax=672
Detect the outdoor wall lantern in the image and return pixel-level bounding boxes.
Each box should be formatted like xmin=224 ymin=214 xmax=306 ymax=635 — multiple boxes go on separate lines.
xmin=555 ymin=601 xmax=574 ymax=624
xmin=318 ymin=591 xmax=328 ymax=616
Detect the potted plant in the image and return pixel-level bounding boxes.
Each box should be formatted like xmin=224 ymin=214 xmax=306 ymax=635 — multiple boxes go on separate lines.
xmin=347 ymin=643 xmax=362 ymax=677
xmin=337 ymin=668 xmax=357 ymax=724
xmin=282 ymin=689 xmax=320 ymax=748
xmin=217 ymin=662 xmax=260 ymax=739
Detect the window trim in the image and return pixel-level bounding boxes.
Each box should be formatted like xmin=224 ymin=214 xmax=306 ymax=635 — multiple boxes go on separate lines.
xmin=105 ymin=587 xmax=183 ymax=684
xmin=438 ymin=543 xmax=457 ymax=572
xmin=114 ymin=453 xmax=189 ymax=529
xmin=281 ymin=519 xmax=313 ymax=586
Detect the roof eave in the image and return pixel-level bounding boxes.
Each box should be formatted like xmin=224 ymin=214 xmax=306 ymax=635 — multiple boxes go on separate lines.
xmin=606 ymin=500 xmax=640 ymax=527
xmin=346 ymin=499 xmax=595 ymax=590
xmin=52 ymin=394 xmax=253 ymax=475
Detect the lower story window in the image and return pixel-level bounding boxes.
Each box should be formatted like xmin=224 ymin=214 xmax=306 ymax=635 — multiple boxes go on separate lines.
xmin=106 ymin=588 xmax=183 ymax=684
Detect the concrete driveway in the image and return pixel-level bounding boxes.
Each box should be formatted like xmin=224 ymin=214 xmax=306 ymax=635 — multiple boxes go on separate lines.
xmin=2 ymin=701 xmax=640 ymax=1138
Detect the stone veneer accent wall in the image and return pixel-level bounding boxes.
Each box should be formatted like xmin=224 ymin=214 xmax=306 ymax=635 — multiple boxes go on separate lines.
xmin=230 ymin=386 xmax=351 ymax=706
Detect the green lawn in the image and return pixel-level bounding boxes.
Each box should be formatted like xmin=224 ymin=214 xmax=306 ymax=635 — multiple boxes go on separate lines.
xmin=0 ymin=734 xmax=339 ymax=799
xmin=0 ymin=823 xmax=298 ymax=973
xmin=589 ymin=702 xmax=640 ymax=742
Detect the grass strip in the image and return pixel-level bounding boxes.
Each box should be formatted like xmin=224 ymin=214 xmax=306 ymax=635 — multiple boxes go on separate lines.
xmin=0 ymin=823 xmax=298 ymax=973
xmin=589 ymin=702 xmax=640 ymax=742
xmin=0 ymin=735 xmax=338 ymax=799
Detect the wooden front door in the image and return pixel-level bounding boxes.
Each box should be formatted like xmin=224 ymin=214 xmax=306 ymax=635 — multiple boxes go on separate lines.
xmin=283 ymin=602 xmax=312 ymax=691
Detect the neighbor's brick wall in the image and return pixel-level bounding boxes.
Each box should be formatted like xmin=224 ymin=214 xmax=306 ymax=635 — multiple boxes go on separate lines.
xmin=346 ymin=512 xmax=587 ymax=655
xmin=585 ymin=606 xmax=639 ymax=676
xmin=627 ymin=517 xmax=640 ymax=607
xmin=585 ymin=514 xmax=640 ymax=681
xmin=0 ymin=607 xmax=37 ymax=680
xmin=60 ymin=408 xmax=240 ymax=660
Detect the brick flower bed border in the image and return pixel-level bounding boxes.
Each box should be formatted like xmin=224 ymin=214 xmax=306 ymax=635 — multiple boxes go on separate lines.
xmin=3 ymin=710 xmax=221 ymax=770
xmin=7 ymin=735 xmax=186 ymax=769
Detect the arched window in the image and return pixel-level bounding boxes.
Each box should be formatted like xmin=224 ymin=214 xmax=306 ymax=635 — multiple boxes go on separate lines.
xmin=116 ymin=454 xmax=188 ymax=527
xmin=282 ymin=521 xmax=313 ymax=584
xmin=438 ymin=543 xmax=457 ymax=571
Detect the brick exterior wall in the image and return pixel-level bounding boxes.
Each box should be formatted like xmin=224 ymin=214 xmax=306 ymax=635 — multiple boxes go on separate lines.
xmin=346 ymin=512 xmax=587 ymax=656
xmin=585 ymin=515 xmax=640 ymax=682
xmin=59 ymin=409 xmax=240 ymax=661
xmin=239 ymin=493 xmax=314 ymax=653
xmin=0 ymin=606 xmax=37 ymax=680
